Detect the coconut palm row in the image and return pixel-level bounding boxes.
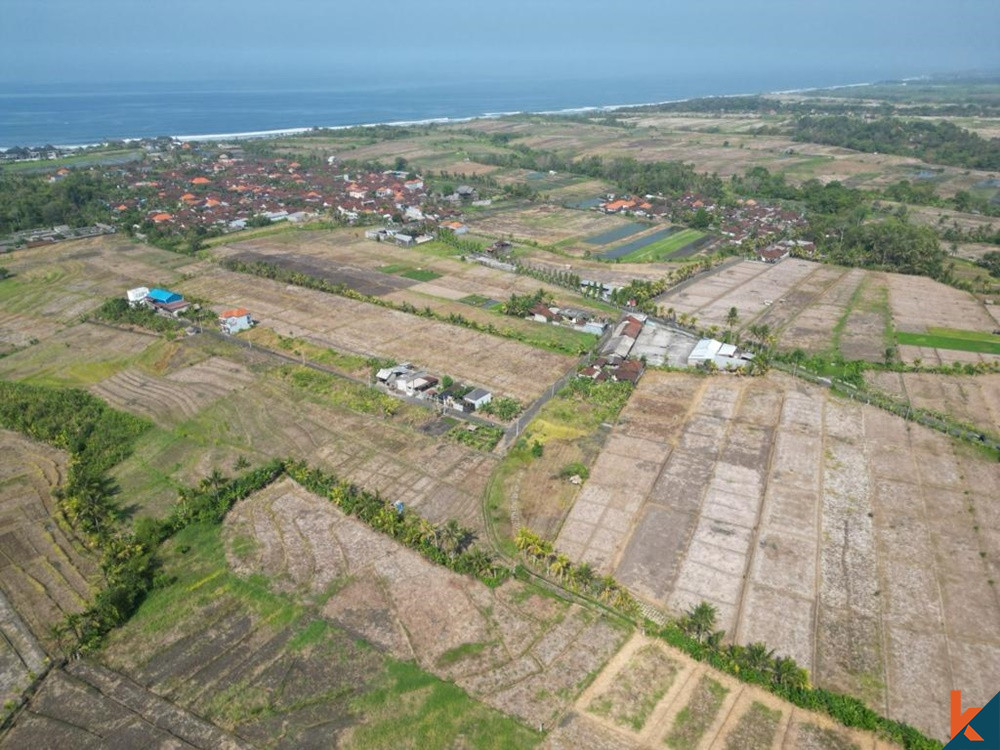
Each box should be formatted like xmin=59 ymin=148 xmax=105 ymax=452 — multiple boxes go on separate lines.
xmin=513 ymin=528 xmax=639 ymax=616
xmin=679 ymin=601 xmax=809 ymax=690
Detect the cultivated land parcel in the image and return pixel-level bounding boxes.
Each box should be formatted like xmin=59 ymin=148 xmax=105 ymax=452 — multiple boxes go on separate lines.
xmin=2 ymin=78 xmax=1000 ymax=748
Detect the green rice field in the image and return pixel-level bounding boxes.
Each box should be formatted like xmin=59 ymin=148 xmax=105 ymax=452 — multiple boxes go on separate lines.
xmin=896 ymin=327 xmax=1000 ymax=355
xmin=601 ymin=228 xmax=708 ymax=262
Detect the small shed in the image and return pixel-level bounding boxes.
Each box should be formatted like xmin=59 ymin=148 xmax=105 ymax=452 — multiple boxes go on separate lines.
xmin=463 ymin=388 xmax=493 ymax=410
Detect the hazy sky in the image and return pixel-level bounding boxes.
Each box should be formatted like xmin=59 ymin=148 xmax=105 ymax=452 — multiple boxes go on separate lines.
xmin=2 ymin=0 xmax=998 ymax=86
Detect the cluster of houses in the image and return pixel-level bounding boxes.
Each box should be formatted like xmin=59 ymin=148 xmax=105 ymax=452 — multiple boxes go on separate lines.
xmin=125 ymin=286 xmax=254 ymax=334
xmin=580 ymin=314 xmax=648 ymax=384
xmin=375 ymin=363 xmax=493 ymax=413
xmin=103 ymin=150 xmax=468 ymax=237
xmin=364 ymin=226 xmax=436 ymax=247
xmin=527 ymin=303 xmax=608 ymax=336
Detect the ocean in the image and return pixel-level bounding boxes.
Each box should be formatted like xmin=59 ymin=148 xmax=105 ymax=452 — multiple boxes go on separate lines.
xmin=0 ymin=70 xmax=884 ymax=150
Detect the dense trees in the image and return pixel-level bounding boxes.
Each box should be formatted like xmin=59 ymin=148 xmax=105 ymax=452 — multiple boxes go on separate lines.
xmin=793 ymin=115 xmax=1000 ymax=171
xmin=0 ymin=170 xmax=118 ymax=234
xmin=829 ymin=219 xmax=946 ymax=278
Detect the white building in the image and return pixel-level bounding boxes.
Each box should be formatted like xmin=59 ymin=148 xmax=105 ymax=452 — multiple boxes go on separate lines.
xmin=126 ymin=287 xmax=150 ymax=307
xmin=464 ymin=388 xmax=493 ymax=410
xmin=687 ymin=338 xmax=748 ymax=370
xmin=219 ymin=307 xmax=253 ymax=334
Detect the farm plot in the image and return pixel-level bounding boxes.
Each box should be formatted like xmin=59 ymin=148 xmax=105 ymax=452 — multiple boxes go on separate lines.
xmin=98 ymin=517 xmax=541 ymax=749
xmin=658 ymin=260 xmax=895 ymax=359
xmin=467 ymin=205 xmax=637 ymax=245
xmin=1 ymin=660 xmax=251 ymax=750
xmin=91 ymin=357 xmax=255 ymax=427
xmin=546 ymin=634 xmax=895 ymax=750
xmin=217 ymin=229 xmax=606 ymax=312
xmin=864 ymin=371 xmax=1000 ymax=438
xmin=598 ymin=229 xmax=708 ymax=263
xmin=0 ymin=237 xmax=190 ymax=323
xmin=219 ymin=478 xmax=628 ymax=728
xmin=228 ymin=248 xmax=420 ymax=297
xmin=0 ymin=323 xmax=160 ymax=387
xmin=885 ymin=272 xmax=1000 ymax=364
xmin=555 ymin=371 xmax=1000 ymax=742
xmin=0 ymin=431 xmax=97 ymax=655
xmin=584 ymin=223 xmax=649 ymax=246
xmin=0 ymin=310 xmax=61 ymax=354
xmin=109 ymin=353 xmax=497 ymax=528
xmin=176 ymin=266 xmax=574 ymax=403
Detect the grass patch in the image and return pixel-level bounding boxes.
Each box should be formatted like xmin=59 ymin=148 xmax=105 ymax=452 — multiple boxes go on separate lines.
xmin=279 ymin=364 xmax=414 ymax=420
xmin=435 ymin=640 xmax=491 ymax=668
xmin=587 ymin=644 xmax=679 ymax=731
xmin=240 ymin=326 xmax=376 ymax=378
xmin=124 ymin=522 xmax=302 ymax=637
xmin=722 ymin=701 xmax=782 ymax=750
xmin=664 ymin=675 xmax=729 ymax=749
xmin=896 ymin=328 xmax=1000 ymax=354
xmin=400 ymin=268 xmax=442 ymax=282
xmin=447 ymin=423 xmax=504 ymax=452
xmin=288 ymin=619 xmax=332 ymax=652
xmin=459 ymin=293 xmax=494 ymax=307
xmin=347 ymin=659 xmax=542 ymax=750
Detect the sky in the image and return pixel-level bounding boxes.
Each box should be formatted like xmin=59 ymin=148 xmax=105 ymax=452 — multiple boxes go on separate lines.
xmin=2 ymin=0 xmax=998 ymax=87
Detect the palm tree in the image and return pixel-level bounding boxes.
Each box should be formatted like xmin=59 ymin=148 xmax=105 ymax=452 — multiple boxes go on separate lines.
xmin=64 ymin=473 xmax=120 ymax=537
xmin=743 ymin=642 xmax=775 ymax=672
xmin=438 ymin=520 xmax=473 ymax=558
xmin=463 ymin=548 xmax=497 ymax=577
xmin=773 ymin=656 xmax=809 ymax=690
xmin=571 ymin=561 xmax=596 ymax=592
xmin=200 ymin=468 xmax=228 ymax=504
xmin=548 ymin=553 xmax=572 ymax=580
xmin=726 ymin=306 xmax=739 ymax=332
xmin=684 ymin=602 xmax=718 ymax=643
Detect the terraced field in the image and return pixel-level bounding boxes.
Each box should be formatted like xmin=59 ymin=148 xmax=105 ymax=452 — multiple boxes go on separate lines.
xmin=0 ymin=323 xmax=158 ymax=387
xmin=655 ymin=258 xmax=1000 ymax=365
xmin=0 ymin=431 xmax=96 ymax=653
xmin=110 ymin=353 xmax=497 ymax=526
xmin=657 ymin=259 xmax=889 ymax=358
xmin=0 ymin=237 xmax=192 ymax=323
xmin=2 ymin=661 xmax=251 ymax=750
xmin=92 ymin=357 xmax=255 ymax=426
xmin=223 ymin=478 xmax=628 ymax=728
xmin=555 ymin=371 xmax=999 ymax=742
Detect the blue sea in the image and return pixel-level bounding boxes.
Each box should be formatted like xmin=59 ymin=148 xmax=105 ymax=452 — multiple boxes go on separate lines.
xmin=0 ymin=70 xmax=886 ymax=149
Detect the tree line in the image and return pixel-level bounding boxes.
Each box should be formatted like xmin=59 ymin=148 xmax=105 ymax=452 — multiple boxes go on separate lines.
xmin=792 ymin=115 xmax=1000 ymax=171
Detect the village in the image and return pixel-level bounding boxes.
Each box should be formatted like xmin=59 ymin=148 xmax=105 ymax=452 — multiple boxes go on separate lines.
xmin=598 ymin=190 xmax=811 ymax=250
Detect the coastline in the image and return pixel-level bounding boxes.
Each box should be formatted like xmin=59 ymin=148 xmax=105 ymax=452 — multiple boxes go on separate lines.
xmin=3 ymin=77 xmax=888 ymax=152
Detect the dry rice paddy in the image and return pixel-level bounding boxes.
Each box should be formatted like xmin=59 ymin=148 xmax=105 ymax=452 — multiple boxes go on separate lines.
xmin=176 ymin=266 xmax=574 ymax=403
xmin=555 ymin=371 xmax=1000 ymax=741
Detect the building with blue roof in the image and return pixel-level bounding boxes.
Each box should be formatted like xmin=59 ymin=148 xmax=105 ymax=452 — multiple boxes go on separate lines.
xmin=147 ymin=288 xmax=183 ymax=304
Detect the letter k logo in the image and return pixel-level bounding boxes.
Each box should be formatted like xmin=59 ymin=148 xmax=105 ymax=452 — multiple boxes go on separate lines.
xmin=953 ymin=691 xmax=985 ymax=742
